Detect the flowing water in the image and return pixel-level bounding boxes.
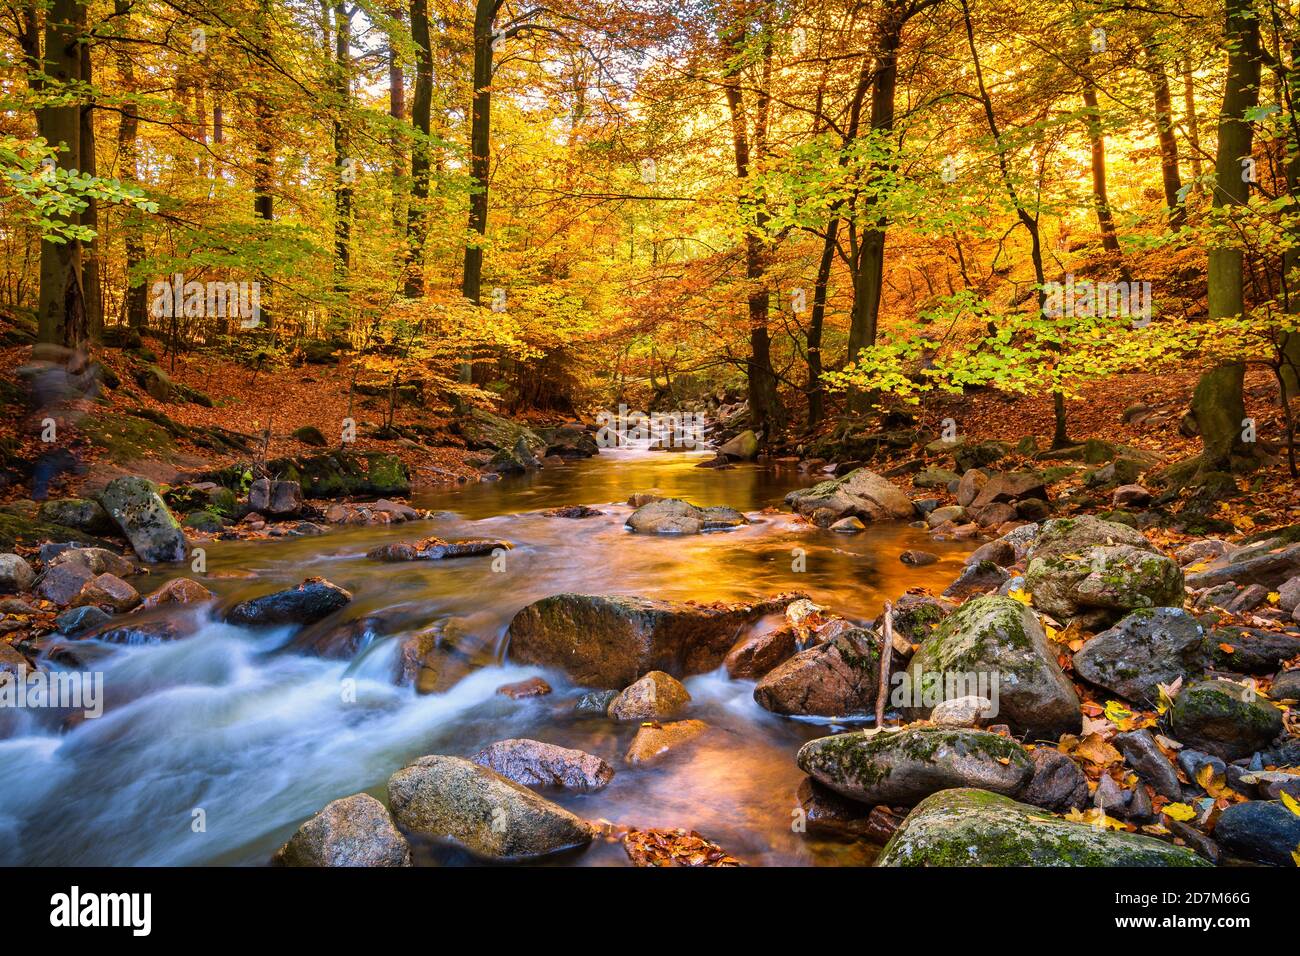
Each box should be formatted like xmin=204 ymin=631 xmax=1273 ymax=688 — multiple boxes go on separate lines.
xmin=0 ymin=443 xmax=976 ymax=866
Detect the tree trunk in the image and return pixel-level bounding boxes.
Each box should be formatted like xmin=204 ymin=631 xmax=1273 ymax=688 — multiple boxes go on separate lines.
xmin=404 ymin=0 xmax=433 ymax=298
xmin=1081 ymin=82 xmax=1121 ymax=254
xmin=1143 ymin=32 xmax=1186 ymax=229
xmin=1183 ymin=60 xmax=1204 ymax=186
xmin=332 ymin=1 xmax=353 ymax=308
xmin=79 ymin=40 xmax=102 ymax=342
xmin=807 ymin=216 xmax=840 ymax=428
xmin=1193 ymin=0 xmax=1260 ymax=472
xmin=389 ymin=12 xmax=406 ymax=232
xmin=459 ymin=0 xmax=495 ymax=309
xmin=37 ymin=0 xmax=87 ymax=349
xmin=113 ymin=0 xmax=146 ymax=331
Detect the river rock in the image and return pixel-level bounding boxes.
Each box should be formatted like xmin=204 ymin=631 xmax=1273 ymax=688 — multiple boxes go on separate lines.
xmin=878 ymin=788 xmax=1209 ymax=866
xmin=831 ymin=516 xmax=867 ymax=533
xmin=1025 ymin=544 xmax=1184 ymax=627
xmin=506 ymin=592 xmax=795 ymax=688
xmin=35 ymin=562 xmax=94 ymax=605
xmin=387 ymin=755 xmax=591 ymax=861
xmin=607 ymin=670 xmax=690 ymax=720
xmin=138 ymin=577 xmax=214 ymax=610
xmin=784 ymin=468 xmax=915 ymax=528
xmin=971 ymin=472 xmax=1047 ymax=507
xmin=930 ymin=695 xmax=993 ymax=728
xmin=1167 ymin=680 xmax=1284 ymax=760
xmin=226 ymin=577 xmax=352 ymax=628
xmin=753 ymin=628 xmax=882 ymax=717
xmin=273 ymin=793 xmax=411 ymax=867
xmin=1114 ymin=729 xmax=1182 ymax=801
xmin=98 ymin=476 xmax=188 ymax=563
xmin=544 ymin=424 xmax=599 ymax=459
xmin=798 ymin=728 xmax=1034 ymax=805
xmin=1028 ymin=514 xmax=1156 ymax=561
xmin=955 ymin=469 xmax=987 ymax=507
xmin=904 ymin=595 xmax=1081 ymax=739
xmin=1072 ymin=608 xmax=1210 ymax=704
xmin=913 ymin=467 xmax=959 ymax=489
xmin=1185 ymin=539 xmax=1300 ymax=589
xmin=37 ymin=497 xmax=114 ymax=535
xmin=73 ymin=573 xmax=140 ymax=613
xmin=51 ymin=547 xmax=136 ymax=579
xmin=625 ymin=498 xmax=747 ymax=534
xmin=87 ymin=618 xmax=190 ymax=644
xmin=724 ymin=624 xmax=797 ymax=679
xmin=1271 ymin=669 xmax=1300 ymax=701
xmin=926 ymin=505 xmax=966 ymax=527
xmin=1213 ymin=800 xmax=1300 ymax=867
xmin=54 ymin=605 xmax=111 ymax=636
xmin=496 ymin=676 xmax=551 ymax=699
xmin=0 ymin=553 xmax=34 ymax=593
xmin=248 ymin=478 xmax=303 ymax=516
xmin=1019 ymin=747 xmax=1089 ymax=811
xmin=874 ymin=594 xmax=953 ymax=646
xmin=625 ymin=719 xmax=710 ymax=765
xmin=941 ymin=559 xmax=1010 ymax=599
xmin=472 ymin=739 xmax=614 ymax=792
xmin=796 ymin=778 xmax=877 ymax=839
xmin=367 ymin=537 xmax=507 ymax=561
xmin=1209 ymin=626 xmax=1300 ymax=674
xmin=717 ymin=429 xmax=759 ymax=460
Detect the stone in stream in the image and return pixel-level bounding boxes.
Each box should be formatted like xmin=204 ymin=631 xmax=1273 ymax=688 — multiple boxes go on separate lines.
xmin=1166 ymin=680 xmax=1284 ymax=761
xmin=752 ymin=629 xmax=882 ymax=717
xmin=1019 ymin=747 xmax=1089 ymax=812
xmin=1072 ymin=608 xmax=1210 ymax=705
xmin=496 ymin=676 xmax=551 ymax=699
xmin=387 ymin=755 xmax=592 ymax=861
xmin=72 ymin=573 xmax=140 ymax=612
xmin=138 ymin=577 xmax=214 ymax=610
xmin=543 ymin=505 xmax=603 ymax=519
xmin=607 ymin=670 xmax=690 ymax=721
xmin=899 ymin=549 xmax=938 ymax=566
xmin=35 ymin=562 xmax=95 ymax=606
xmin=970 ymin=472 xmax=1048 ymax=508
xmin=0 ymin=553 xmax=35 ymax=593
xmin=784 ymin=467 xmax=915 ymax=528
xmin=472 ymin=739 xmax=614 ymax=792
xmin=272 ymin=793 xmax=412 ymax=867
xmin=872 ymin=593 xmax=953 ymax=646
xmin=724 ymin=623 xmax=798 ymax=679
xmin=226 ymin=577 xmax=352 ymax=628
xmin=86 ymin=618 xmax=191 ymax=644
xmin=831 ymin=516 xmax=866 ymax=533
xmin=574 ymin=689 xmax=619 ymax=716
xmin=54 ymin=605 xmax=111 ymax=636
xmin=1213 ymin=800 xmax=1300 ymax=867
xmin=98 ymin=476 xmax=188 ymax=563
xmin=797 ymin=727 xmax=1034 ymax=806
xmin=877 ymin=788 xmax=1209 ymax=867
xmin=930 ymin=695 xmax=994 ymax=728
xmin=903 ymin=595 xmax=1081 ymax=739
xmin=716 ymin=429 xmax=759 ymax=460
xmin=366 ymin=537 xmax=509 ymax=561
xmin=1025 ymin=544 xmax=1184 ymax=628
xmin=624 ymin=719 xmax=710 ymax=765
xmin=941 ymin=560 xmax=1009 ymax=600
xmin=51 ymin=546 xmax=137 ymax=578
xmin=505 ymin=592 xmax=799 ymax=688
xmin=624 ymin=498 xmax=748 ymax=534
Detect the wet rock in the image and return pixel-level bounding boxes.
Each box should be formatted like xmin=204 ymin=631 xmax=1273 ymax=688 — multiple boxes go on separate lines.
xmin=1166 ymin=819 xmax=1221 ymax=864
xmin=1167 ymin=680 xmax=1285 ymax=760
xmin=753 ymin=629 xmax=882 ymax=717
xmin=1271 ymin=669 xmax=1300 ymax=701
xmin=574 ymin=690 xmax=619 ymax=716
xmin=931 ymin=695 xmax=993 ymax=728
xmin=1029 ymin=515 xmax=1156 ymax=561
xmin=965 ymin=538 xmax=1015 ymax=568
xmin=1019 ymin=747 xmax=1089 ymax=811
xmin=626 ymin=493 xmax=664 ymax=508
xmin=366 ymin=537 xmax=508 ymax=561
xmin=900 ymin=549 xmax=938 ymax=566
xmin=941 ymin=560 xmax=1010 ymax=600
xmin=831 ymin=516 xmax=867 ymax=533
xmin=1185 ymin=540 xmax=1300 ymax=590
xmin=54 ymin=605 xmax=111 ymax=636
xmin=878 ymin=788 xmax=1208 ymax=866
xmin=0 ymin=641 xmax=28 ymax=680
xmin=37 ymin=498 xmax=114 ymax=535
xmin=388 ymin=755 xmax=591 ymax=861
xmin=543 ymin=424 xmax=599 ymax=460
xmin=607 ymin=670 xmax=690 ymax=720
xmin=35 ymin=562 xmax=94 ymax=606
xmin=625 ymin=498 xmax=747 ymax=534
xmin=956 ymin=469 xmax=988 ymax=507
xmin=51 ymin=547 xmax=137 ymax=578
xmin=273 ymin=793 xmax=411 ymax=867
xmin=625 ymin=719 xmax=710 ymax=765
xmin=506 ymin=592 xmax=796 ymax=688
xmin=73 ymin=573 xmax=140 ymax=612
xmin=138 ymin=577 xmax=214 ymax=610
xmin=1208 ymin=626 xmax=1300 ymax=674
xmin=926 ymin=505 xmax=966 ymax=527
xmin=0 ymin=553 xmax=34 ymax=593
xmin=496 ymin=677 xmax=551 ymax=699
xmin=1072 ymin=608 xmax=1210 ymax=705
xmin=799 ymin=727 xmax=1033 ymax=806
xmin=87 ymin=618 xmax=189 ymax=644
xmin=1213 ymin=800 xmax=1300 ymax=867
xmin=1114 ymin=730 xmax=1182 ymax=801
xmin=472 ymin=739 xmax=614 ymax=792
xmin=543 ymin=505 xmax=603 ymax=519
xmin=873 ymin=594 xmax=953 ymax=649
xmin=784 ymin=468 xmax=915 ymax=528
xmin=98 ymin=476 xmax=188 ymax=563
xmin=723 ymin=624 xmax=797 ymax=679
xmin=1025 ymin=544 xmax=1184 ymax=627
xmin=904 ymin=595 xmax=1081 ymax=739
xmin=226 ymin=577 xmax=352 ymax=628
xmin=717 ymin=429 xmax=759 ymax=460
xmin=796 ymin=777 xmax=878 ymax=839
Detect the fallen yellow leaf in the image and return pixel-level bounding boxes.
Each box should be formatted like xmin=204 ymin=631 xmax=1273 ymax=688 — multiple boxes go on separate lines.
xmin=1162 ymin=803 xmax=1197 ymax=822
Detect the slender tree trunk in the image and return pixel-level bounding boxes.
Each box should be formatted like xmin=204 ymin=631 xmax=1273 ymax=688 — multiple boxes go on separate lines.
xmin=1183 ymin=60 xmax=1204 ymax=187
xmin=37 ymin=0 xmax=86 ymax=349
xmin=807 ymin=216 xmax=840 ymax=428
xmin=1143 ymin=32 xmax=1186 ymax=229
xmin=332 ymin=1 xmax=353 ymax=310
xmin=79 ymin=40 xmax=102 ymax=342
xmin=1081 ymin=82 xmax=1121 ymax=254
xmin=460 ymin=0 xmax=495 ymax=310
xmin=404 ymin=0 xmax=433 ymax=297
xmin=389 ymin=12 xmax=406 ymax=232
xmin=1193 ymin=0 xmax=1261 ymax=473
xmin=114 ymin=0 xmax=146 ymax=331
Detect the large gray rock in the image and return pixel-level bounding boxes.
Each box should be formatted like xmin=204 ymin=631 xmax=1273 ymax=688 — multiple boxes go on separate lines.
xmin=1167 ymin=680 xmax=1284 ymax=761
xmin=716 ymin=429 xmax=759 ymax=460
xmin=1028 ymin=515 xmax=1156 ymax=562
xmin=226 ymin=577 xmax=352 ymax=628
xmin=797 ymin=728 xmax=1034 ymax=805
xmin=471 ymin=739 xmax=614 ymax=792
xmin=98 ymin=476 xmax=188 ymax=563
xmin=1114 ymin=729 xmax=1182 ymax=801
xmin=607 ymin=670 xmax=690 ymax=720
xmin=753 ymin=629 xmax=882 ymax=717
xmin=904 ymin=595 xmax=1081 ymax=739
xmin=273 ymin=793 xmax=411 ymax=867
xmin=387 ymin=755 xmax=592 ymax=861
xmin=35 ymin=561 xmax=94 ymax=605
xmin=1213 ymin=800 xmax=1300 ymax=867
xmin=1025 ymin=544 xmax=1184 ymax=627
xmin=1073 ymin=608 xmax=1210 ymax=704
xmin=0 ymin=553 xmax=34 ymax=593
xmin=625 ymin=498 xmax=747 ymax=534
xmin=784 ymin=468 xmax=915 ymax=528
xmin=37 ymin=498 xmax=114 ymax=535
xmin=506 ymin=592 xmax=794 ymax=688
xmin=878 ymin=788 xmax=1209 ymax=866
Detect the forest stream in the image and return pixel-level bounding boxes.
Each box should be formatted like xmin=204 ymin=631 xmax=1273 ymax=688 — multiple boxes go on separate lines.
xmin=0 ymin=441 xmax=975 ymax=866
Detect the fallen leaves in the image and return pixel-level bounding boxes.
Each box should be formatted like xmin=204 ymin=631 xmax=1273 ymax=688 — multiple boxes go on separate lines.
xmin=622 ymin=828 xmax=742 ymax=867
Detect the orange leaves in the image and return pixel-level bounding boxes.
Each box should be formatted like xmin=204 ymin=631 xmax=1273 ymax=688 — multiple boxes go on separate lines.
xmin=622 ymin=828 xmax=742 ymax=867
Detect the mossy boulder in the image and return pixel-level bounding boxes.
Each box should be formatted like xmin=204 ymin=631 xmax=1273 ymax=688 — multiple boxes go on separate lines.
xmin=273 ymin=793 xmax=411 ymax=867
xmin=98 ymin=476 xmax=188 ymax=563
xmin=625 ymin=498 xmax=748 ymax=534
xmin=905 ymin=595 xmax=1081 ymax=739
xmin=1166 ymin=679 xmax=1285 ymax=761
xmin=36 ymin=497 xmax=115 ymax=535
xmin=797 ymin=728 xmax=1034 ymax=805
xmin=878 ymin=788 xmax=1209 ymax=867
xmin=206 ymin=451 xmax=409 ymax=499
xmin=1025 ymin=544 xmax=1184 ymax=628
xmin=456 ymin=408 xmax=547 ymax=458
xmin=784 ymin=467 xmax=915 ymax=527
xmin=133 ymin=363 xmax=172 ymax=401
xmin=716 ymin=429 xmax=759 ymax=461
xmin=1073 ymin=608 xmax=1211 ymax=705
xmin=291 ymin=425 xmax=329 ymax=447
xmin=0 ymin=508 xmax=110 ymax=552
xmin=1028 ymin=515 xmax=1156 ymax=561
